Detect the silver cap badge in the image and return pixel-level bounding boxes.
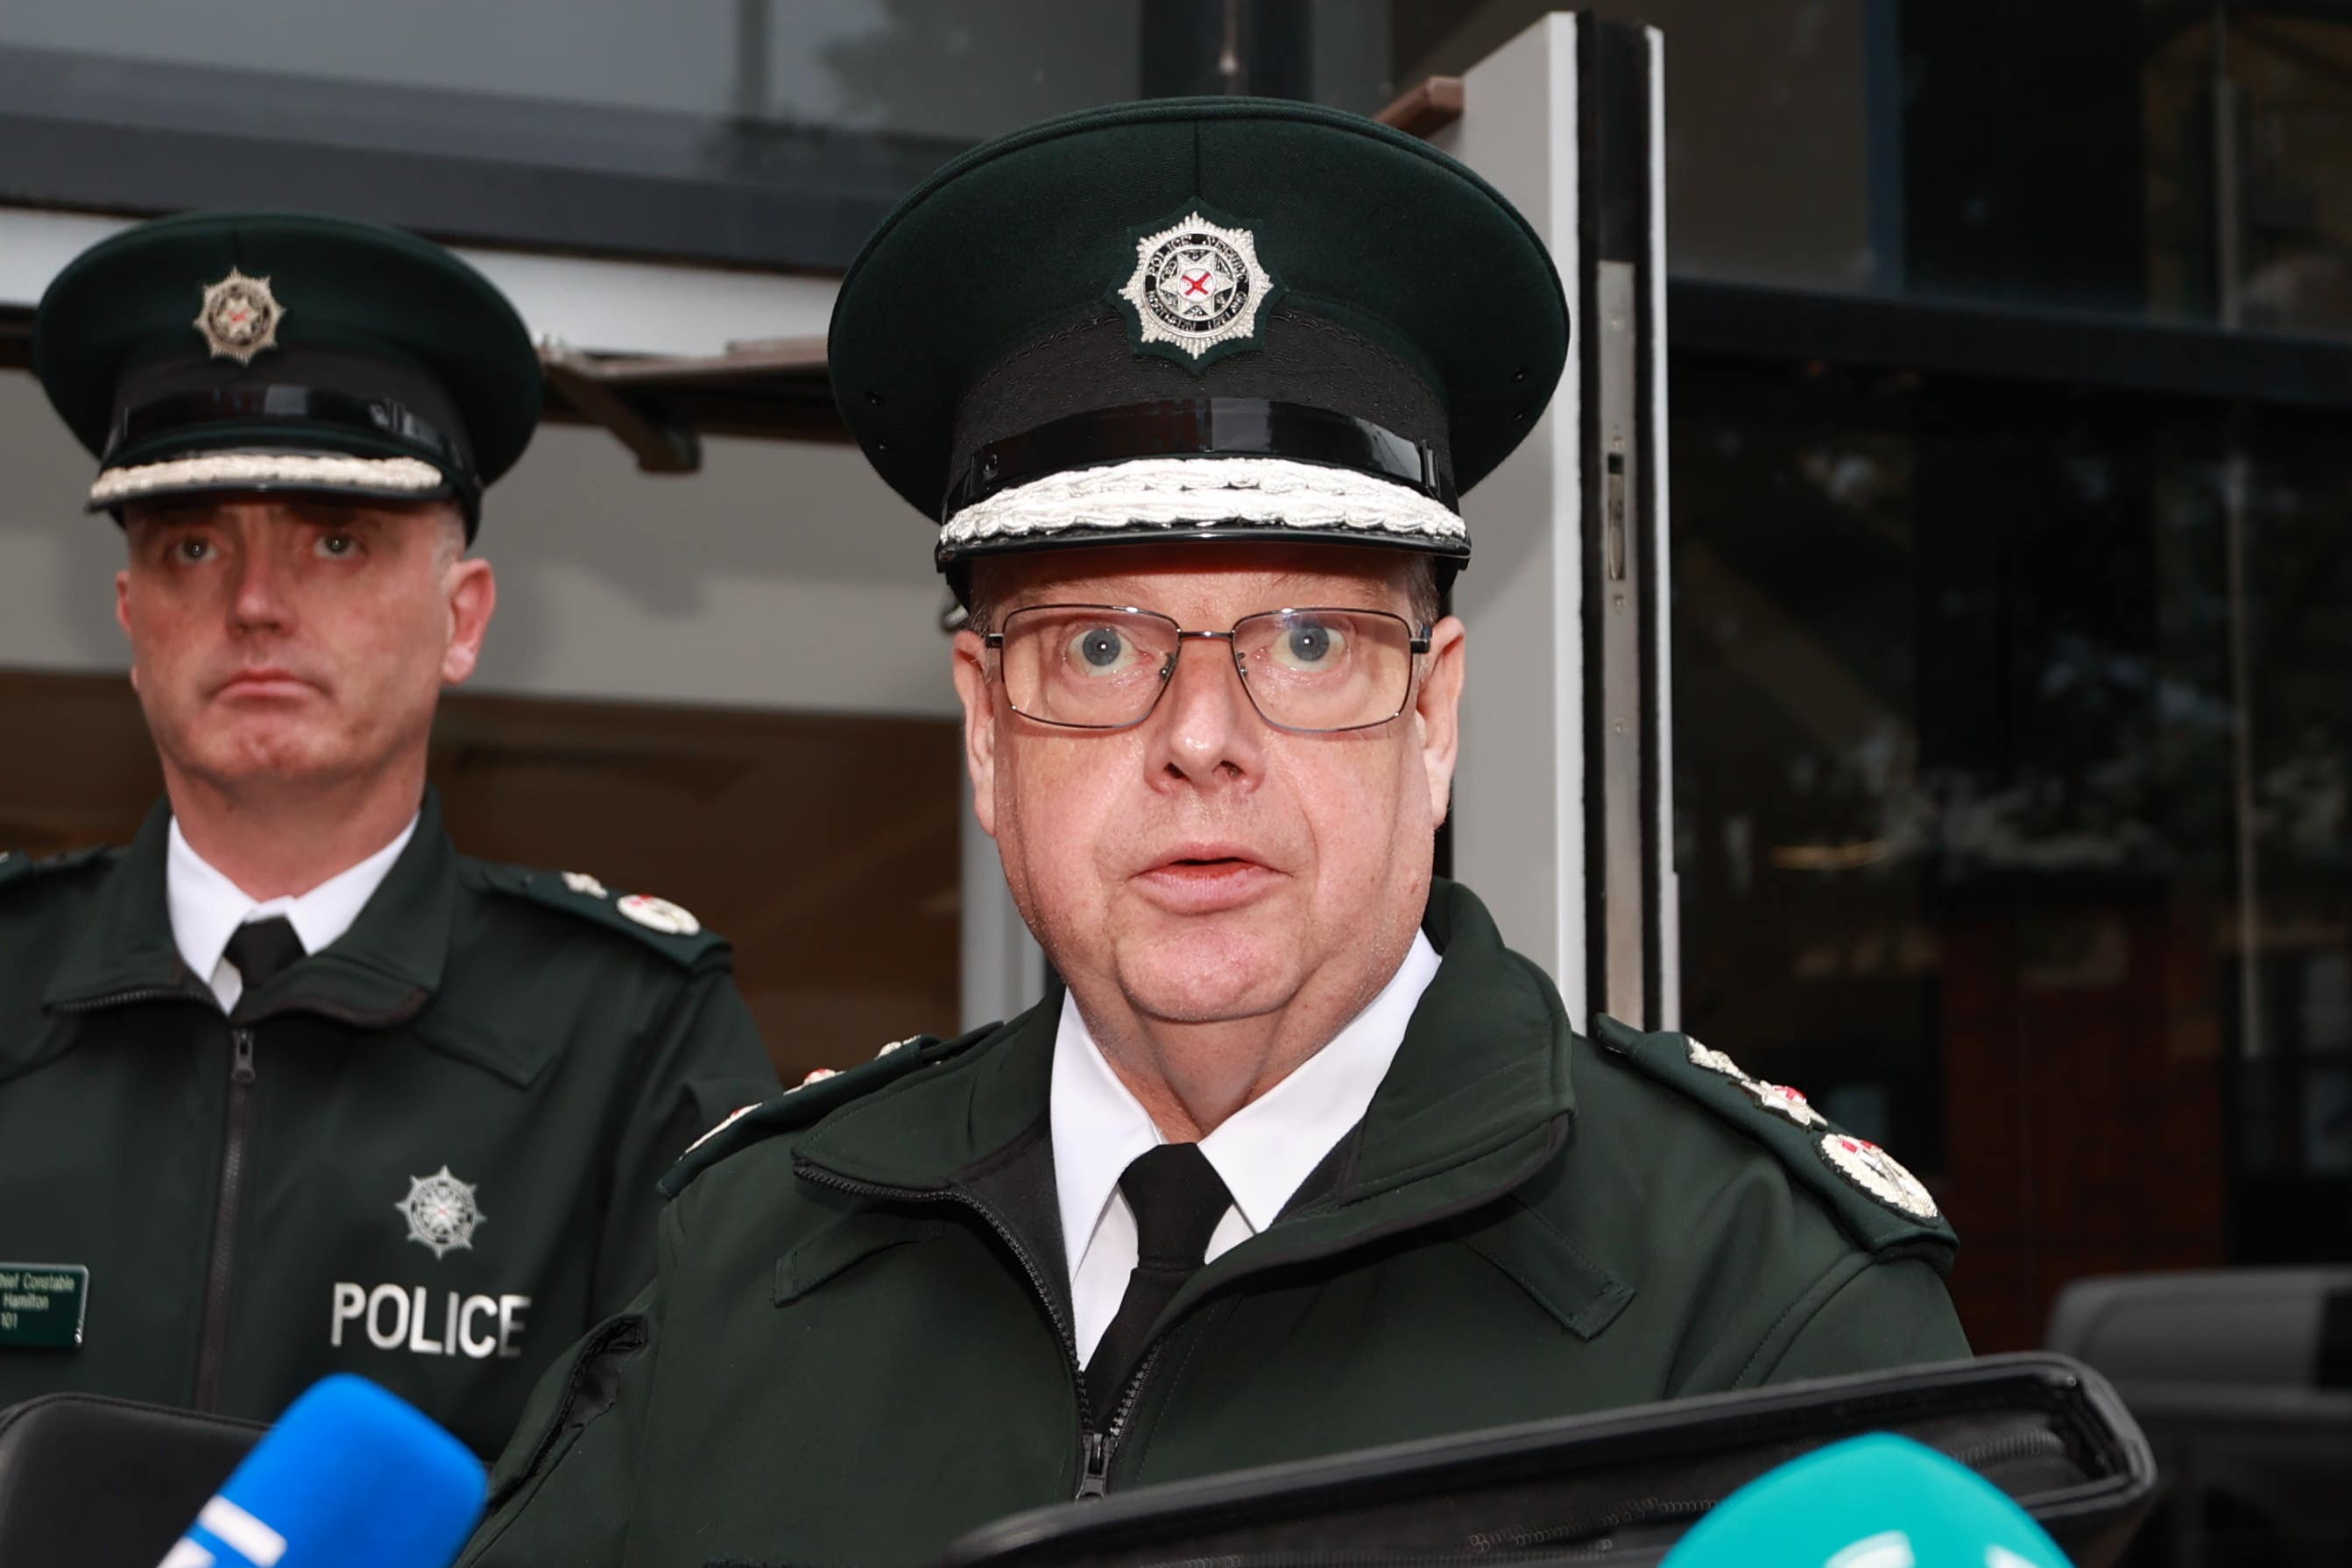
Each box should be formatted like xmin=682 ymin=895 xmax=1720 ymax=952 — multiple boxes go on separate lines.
xmin=1117 ymin=211 xmax=1276 ymax=364
xmin=194 ymin=268 xmax=286 ymax=364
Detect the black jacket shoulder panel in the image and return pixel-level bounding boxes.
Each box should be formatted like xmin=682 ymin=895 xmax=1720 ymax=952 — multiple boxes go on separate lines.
xmin=462 ymin=860 xmax=731 ymax=971
xmin=658 ymin=1025 xmax=993 ymax=1198
xmin=0 ymin=847 xmax=120 ymax=1008
xmin=0 ymin=844 xmax=114 ymax=900
xmin=1588 ymin=1014 xmax=1958 ymax=1268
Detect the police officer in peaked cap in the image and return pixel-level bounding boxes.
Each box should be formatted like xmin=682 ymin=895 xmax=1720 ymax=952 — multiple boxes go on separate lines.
xmin=0 ymin=212 xmax=777 ymax=1456
xmin=463 ymin=100 xmax=1968 ymax=1566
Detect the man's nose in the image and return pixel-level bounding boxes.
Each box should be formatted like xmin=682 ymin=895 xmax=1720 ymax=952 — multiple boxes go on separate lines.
xmin=1148 ymin=636 xmax=1265 ymax=786
xmin=228 ymin=539 xmax=295 ymax=630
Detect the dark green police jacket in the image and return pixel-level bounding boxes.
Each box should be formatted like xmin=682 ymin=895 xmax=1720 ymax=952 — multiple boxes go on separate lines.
xmin=0 ymin=792 xmax=778 ymax=1457
xmin=462 ymin=879 xmax=1968 ymax=1568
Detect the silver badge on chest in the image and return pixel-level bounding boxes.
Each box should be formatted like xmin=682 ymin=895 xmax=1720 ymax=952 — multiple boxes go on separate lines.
xmin=396 ymin=1166 xmax=484 ymax=1259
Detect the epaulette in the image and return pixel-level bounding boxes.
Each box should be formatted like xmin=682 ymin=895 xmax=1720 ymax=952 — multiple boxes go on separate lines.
xmin=1590 ymin=1014 xmax=1957 ymax=1267
xmin=0 ymin=844 xmax=112 ymax=898
xmin=471 ymin=863 xmax=729 ymax=968
xmin=660 ymin=1024 xmax=995 ymax=1197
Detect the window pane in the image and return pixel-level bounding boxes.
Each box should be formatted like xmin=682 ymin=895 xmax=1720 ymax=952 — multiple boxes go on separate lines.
xmin=1374 ymin=1 xmax=2352 ymax=337
xmin=1672 ymin=353 xmax=2352 ymax=1350
xmin=1 ymin=0 xmax=1141 ymax=139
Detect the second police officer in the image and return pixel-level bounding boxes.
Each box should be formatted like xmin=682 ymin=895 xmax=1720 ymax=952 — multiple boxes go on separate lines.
xmin=0 ymin=213 xmax=780 ymax=1456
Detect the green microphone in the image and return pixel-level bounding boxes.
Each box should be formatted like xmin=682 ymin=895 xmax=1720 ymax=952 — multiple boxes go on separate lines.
xmin=1662 ymin=1433 xmax=2073 ymax=1568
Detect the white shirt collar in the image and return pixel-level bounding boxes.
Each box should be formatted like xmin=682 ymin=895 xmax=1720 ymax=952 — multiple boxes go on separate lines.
xmin=1050 ymin=995 xmax=1164 ymax=1285
xmin=1051 ymin=929 xmax=1444 ymax=1293
xmin=166 ymin=814 xmax=420 ymax=1009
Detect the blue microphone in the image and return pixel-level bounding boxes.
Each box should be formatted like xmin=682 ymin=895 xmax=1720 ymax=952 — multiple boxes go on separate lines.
xmin=155 ymin=1375 xmax=486 ymax=1568
xmin=1662 ymin=1433 xmax=2073 ymax=1568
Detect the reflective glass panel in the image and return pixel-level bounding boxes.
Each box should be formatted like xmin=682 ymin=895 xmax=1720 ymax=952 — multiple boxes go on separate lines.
xmin=1671 ymin=351 xmax=2352 ymax=1357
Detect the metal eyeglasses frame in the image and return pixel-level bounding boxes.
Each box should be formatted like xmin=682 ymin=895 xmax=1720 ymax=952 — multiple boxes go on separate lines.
xmin=981 ymin=604 xmax=1434 ymax=734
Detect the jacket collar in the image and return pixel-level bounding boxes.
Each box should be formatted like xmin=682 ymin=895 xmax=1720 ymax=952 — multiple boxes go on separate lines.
xmin=797 ymin=879 xmax=1578 ymax=1270
xmin=44 ymin=789 xmax=456 ymax=1027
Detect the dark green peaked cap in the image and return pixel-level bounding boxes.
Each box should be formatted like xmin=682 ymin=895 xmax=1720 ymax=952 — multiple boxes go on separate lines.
xmin=829 ymin=98 xmax=1568 ymax=585
xmin=34 ymin=210 xmax=540 ymax=535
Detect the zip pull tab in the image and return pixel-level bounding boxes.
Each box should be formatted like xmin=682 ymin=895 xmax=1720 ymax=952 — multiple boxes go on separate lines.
xmin=230 ymin=1028 xmax=256 ymax=1085
xmin=1076 ymin=1430 xmax=1110 ymax=1500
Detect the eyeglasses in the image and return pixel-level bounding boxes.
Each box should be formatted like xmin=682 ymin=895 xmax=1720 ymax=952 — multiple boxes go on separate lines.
xmin=984 ymin=604 xmax=1431 ymax=734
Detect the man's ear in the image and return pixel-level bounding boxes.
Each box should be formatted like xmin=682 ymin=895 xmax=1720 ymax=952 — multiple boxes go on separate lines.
xmin=114 ymin=568 xmax=140 ymax=693
xmin=1416 ymin=615 xmax=1466 ymax=827
xmin=440 ymin=556 xmax=497 ymax=685
xmin=950 ymin=629 xmax=999 ymax=839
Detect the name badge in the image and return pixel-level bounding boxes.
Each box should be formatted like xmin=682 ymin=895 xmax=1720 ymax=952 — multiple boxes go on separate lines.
xmin=0 ymin=1263 xmax=88 ymax=1350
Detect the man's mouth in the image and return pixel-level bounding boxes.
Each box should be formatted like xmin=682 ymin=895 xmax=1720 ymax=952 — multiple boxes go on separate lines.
xmin=217 ymin=667 xmax=315 ymax=698
xmin=1134 ymin=850 xmax=1281 ymax=913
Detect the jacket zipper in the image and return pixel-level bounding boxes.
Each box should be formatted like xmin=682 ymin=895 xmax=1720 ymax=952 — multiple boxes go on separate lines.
xmin=797 ymin=1164 xmax=1146 ymax=1500
xmin=1076 ymin=1339 xmax=1166 ymax=1499
xmin=192 ymin=1025 xmax=256 ymax=1411
xmin=53 ymin=983 xmax=414 ymax=1415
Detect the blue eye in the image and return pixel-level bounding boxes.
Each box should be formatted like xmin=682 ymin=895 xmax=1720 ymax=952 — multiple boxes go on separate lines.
xmin=1070 ymin=625 xmax=1142 ymax=674
xmin=1272 ymin=619 xmax=1349 ymax=671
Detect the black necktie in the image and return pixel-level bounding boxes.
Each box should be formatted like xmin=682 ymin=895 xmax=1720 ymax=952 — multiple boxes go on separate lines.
xmin=224 ymin=916 xmax=306 ymax=993
xmin=1085 ymin=1142 xmax=1232 ymax=1419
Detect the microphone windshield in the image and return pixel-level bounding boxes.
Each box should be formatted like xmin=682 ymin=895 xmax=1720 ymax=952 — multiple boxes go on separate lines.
xmin=1662 ymin=1433 xmax=2073 ymax=1568
xmin=156 ymin=1374 xmax=486 ymax=1568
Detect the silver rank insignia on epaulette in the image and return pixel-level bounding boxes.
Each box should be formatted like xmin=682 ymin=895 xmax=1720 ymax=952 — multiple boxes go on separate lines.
xmin=618 ymin=893 xmax=700 ymax=935
xmin=1688 ymin=1040 xmax=1747 ymax=1079
xmin=1819 ymin=1134 xmax=1941 ymax=1220
xmin=1738 ymin=1077 xmax=1828 ymax=1129
xmin=194 ymin=268 xmax=286 ymax=364
xmin=1688 ymin=1039 xmax=1826 ymax=1127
